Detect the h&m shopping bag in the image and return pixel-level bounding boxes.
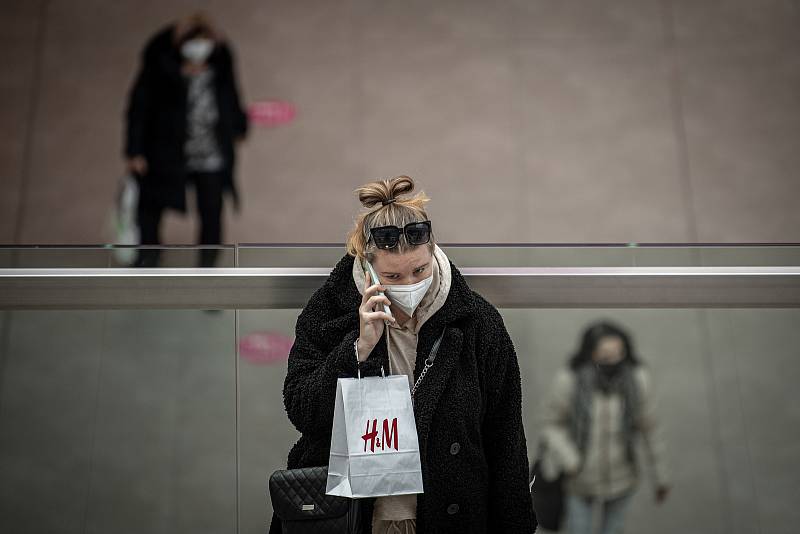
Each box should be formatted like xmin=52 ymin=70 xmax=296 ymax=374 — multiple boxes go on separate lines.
xmin=326 ymin=374 xmax=424 ymax=498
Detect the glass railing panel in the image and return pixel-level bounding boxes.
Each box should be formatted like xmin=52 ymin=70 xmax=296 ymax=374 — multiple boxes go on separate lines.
xmin=446 ymin=244 xmax=646 ymax=268
xmin=502 ymin=307 xmax=800 ymax=534
xmin=1 ymin=244 xmax=798 ymax=533
xmin=0 ymin=245 xmax=239 ymax=533
xmin=239 ymin=305 xmax=800 ymax=534
xmin=627 ymin=244 xmax=800 ymax=267
xmin=89 ymin=308 xmax=237 ymax=534
xmin=693 ymin=245 xmax=800 ymax=267
xmin=0 ymin=245 xmax=113 ymax=268
xmin=236 ymin=308 xmax=301 ymax=533
xmin=505 ymin=308 xmax=713 ymax=532
xmin=237 ymin=244 xmax=346 ymax=268
xmin=0 ymin=307 xmax=238 ymax=534
xmin=0 ymin=245 xmax=235 ymax=268
xmin=0 ymin=308 xmax=108 ymax=531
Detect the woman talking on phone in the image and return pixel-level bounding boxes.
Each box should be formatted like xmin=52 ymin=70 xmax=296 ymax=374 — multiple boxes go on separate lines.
xmin=270 ymin=176 xmax=536 ymax=533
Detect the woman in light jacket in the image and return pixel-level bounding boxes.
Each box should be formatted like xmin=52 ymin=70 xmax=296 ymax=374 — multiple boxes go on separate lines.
xmin=270 ymin=176 xmax=536 ymax=534
xmin=540 ymin=322 xmax=670 ymax=534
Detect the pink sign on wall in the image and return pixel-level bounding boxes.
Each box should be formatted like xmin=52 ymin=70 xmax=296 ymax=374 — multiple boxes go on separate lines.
xmin=238 ymin=331 xmax=294 ymax=365
xmin=248 ymin=100 xmax=296 ymax=127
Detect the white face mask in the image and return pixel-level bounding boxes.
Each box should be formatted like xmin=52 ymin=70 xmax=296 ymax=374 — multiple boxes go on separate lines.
xmin=385 ymin=276 xmax=433 ymax=317
xmin=181 ymin=38 xmax=214 ymax=64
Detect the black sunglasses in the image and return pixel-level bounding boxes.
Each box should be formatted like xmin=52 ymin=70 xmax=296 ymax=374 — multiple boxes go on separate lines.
xmin=369 ymin=221 xmax=432 ymax=249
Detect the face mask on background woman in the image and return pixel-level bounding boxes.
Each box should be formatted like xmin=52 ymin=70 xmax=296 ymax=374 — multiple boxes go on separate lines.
xmin=181 ymin=38 xmax=214 ymax=64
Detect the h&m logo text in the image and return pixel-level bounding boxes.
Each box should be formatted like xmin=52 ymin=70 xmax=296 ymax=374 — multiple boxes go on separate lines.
xmin=362 ymin=418 xmax=399 ymax=452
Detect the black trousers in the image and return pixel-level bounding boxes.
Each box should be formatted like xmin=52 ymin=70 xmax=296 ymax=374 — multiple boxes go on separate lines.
xmin=136 ymin=171 xmax=224 ymax=267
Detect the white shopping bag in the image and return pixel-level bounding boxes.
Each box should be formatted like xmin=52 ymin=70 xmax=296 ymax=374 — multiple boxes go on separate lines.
xmin=326 ymin=373 xmax=424 ymax=498
xmin=110 ymin=174 xmax=140 ymax=265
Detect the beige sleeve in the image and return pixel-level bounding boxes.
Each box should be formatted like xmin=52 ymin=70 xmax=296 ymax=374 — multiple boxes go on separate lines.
xmin=540 ymin=369 xmax=581 ymax=475
xmin=635 ymin=367 xmax=670 ymax=488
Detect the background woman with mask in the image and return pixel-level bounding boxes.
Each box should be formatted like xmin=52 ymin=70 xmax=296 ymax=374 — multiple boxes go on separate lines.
xmin=124 ymin=12 xmax=248 ymax=267
xmin=271 ymin=176 xmax=536 ymax=534
xmin=540 ymin=321 xmax=670 ymax=534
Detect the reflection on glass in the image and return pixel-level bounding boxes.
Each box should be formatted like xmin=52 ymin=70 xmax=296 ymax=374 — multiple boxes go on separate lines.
xmin=0 ymin=309 xmax=237 ymax=533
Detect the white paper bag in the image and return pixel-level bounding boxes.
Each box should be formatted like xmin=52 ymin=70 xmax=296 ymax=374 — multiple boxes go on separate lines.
xmin=326 ymin=374 xmax=424 ymax=498
xmin=110 ymin=174 xmax=140 ymax=265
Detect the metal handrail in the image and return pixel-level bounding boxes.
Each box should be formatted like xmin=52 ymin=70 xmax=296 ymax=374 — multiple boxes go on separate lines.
xmin=1 ymin=266 xmax=798 ymax=309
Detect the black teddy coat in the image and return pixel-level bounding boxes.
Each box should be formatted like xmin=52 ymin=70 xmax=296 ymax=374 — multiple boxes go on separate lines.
xmin=270 ymin=254 xmax=537 ymax=534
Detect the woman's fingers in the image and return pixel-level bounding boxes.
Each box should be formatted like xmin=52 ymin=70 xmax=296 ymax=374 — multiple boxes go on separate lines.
xmin=363 ymin=294 xmax=391 ymax=311
xmin=363 ymin=310 xmax=394 ymax=324
xmin=362 ymin=282 xmax=386 ymax=301
xmin=360 ymin=271 xmax=394 ymax=340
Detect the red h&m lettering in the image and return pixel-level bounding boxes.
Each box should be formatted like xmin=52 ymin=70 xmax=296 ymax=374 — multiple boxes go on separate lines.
xmin=362 ymin=418 xmax=399 ymax=452
xmin=362 ymin=419 xmax=379 ymax=452
xmin=382 ymin=418 xmax=398 ymax=450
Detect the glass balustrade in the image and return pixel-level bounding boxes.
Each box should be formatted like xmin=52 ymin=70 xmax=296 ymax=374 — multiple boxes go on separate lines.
xmin=0 ymin=244 xmax=797 ymax=534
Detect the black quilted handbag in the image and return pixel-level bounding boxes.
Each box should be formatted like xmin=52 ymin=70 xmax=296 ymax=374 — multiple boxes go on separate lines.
xmin=269 ymin=466 xmax=362 ymax=534
xmin=530 ymin=457 xmax=565 ymax=531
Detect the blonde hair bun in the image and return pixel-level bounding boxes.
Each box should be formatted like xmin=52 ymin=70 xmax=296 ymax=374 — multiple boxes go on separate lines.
xmin=346 ymin=175 xmax=434 ymax=260
xmin=357 ymin=176 xmax=415 ymax=209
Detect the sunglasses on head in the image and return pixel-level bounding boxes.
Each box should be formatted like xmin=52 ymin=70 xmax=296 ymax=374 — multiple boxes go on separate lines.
xmin=369 ymin=220 xmax=432 ymax=250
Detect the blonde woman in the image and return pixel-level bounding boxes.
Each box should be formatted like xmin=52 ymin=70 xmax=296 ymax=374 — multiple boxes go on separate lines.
xmin=270 ymin=176 xmax=536 ymax=533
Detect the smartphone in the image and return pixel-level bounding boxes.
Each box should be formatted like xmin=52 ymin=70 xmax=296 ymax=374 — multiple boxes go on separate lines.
xmin=364 ymin=260 xmax=393 ymax=319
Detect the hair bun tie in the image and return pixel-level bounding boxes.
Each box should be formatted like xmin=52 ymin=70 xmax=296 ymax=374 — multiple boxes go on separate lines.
xmin=381 ymin=198 xmax=397 ymax=206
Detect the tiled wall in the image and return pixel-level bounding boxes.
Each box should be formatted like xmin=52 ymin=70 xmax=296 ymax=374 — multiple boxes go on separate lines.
xmin=1 ymin=0 xmax=798 ymax=246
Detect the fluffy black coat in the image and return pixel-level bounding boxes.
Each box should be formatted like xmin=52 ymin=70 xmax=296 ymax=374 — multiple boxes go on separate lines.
xmin=270 ymin=254 xmax=536 ymax=533
xmin=124 ymin=25 xmax=248 ymax=211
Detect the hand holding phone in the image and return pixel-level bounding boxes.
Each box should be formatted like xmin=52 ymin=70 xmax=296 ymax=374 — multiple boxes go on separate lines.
xmin=365 ymin=260 xmax=393 ymax=318
xmin=357 ymin=260 xmax=395 ymax=361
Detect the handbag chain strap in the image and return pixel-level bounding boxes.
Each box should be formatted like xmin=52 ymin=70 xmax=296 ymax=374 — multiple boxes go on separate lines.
xmin=411 ymin=329 xmax=446 ymax=399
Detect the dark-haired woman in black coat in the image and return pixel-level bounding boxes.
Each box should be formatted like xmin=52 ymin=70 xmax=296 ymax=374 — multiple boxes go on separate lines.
xmin=124 ymin=13 xmax=248 ymax=267
xmin=270 ymin=176 xmax=536 ymax=534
